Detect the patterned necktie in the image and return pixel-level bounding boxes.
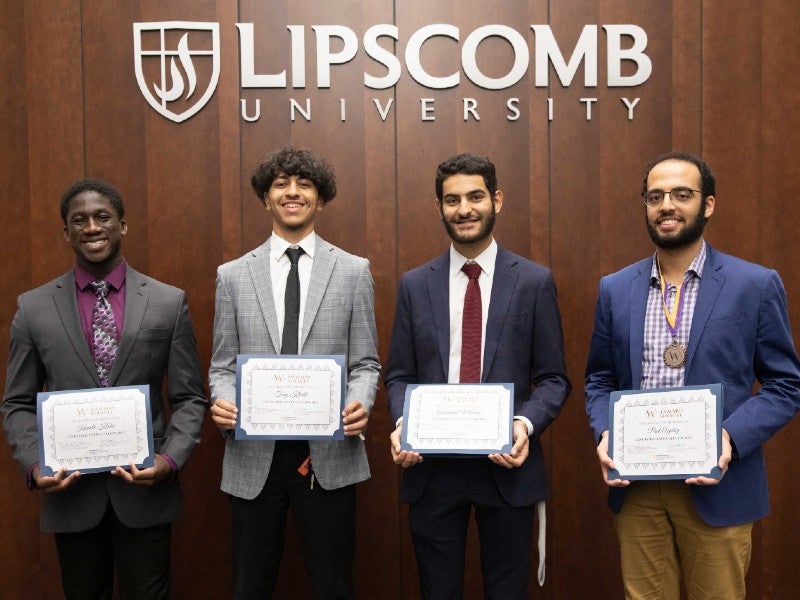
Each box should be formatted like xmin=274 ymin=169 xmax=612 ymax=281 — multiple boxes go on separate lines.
xmin=90 ymin=280 xmax=119 ymax=386
xmin=281 ymin=247 xmax=304 ymax=354
xmin=460 ymin=262 xmax=482 ymax=383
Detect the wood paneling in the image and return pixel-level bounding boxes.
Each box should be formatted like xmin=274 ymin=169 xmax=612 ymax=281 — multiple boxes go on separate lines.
xmin=1 ymin=1 xmax=799 ymax=598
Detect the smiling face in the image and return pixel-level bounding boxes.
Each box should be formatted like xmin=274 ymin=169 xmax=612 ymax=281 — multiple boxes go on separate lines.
xmin=437 ymin=173 xmax=503 ymax=258
xmin=645 ymin=159 xmax=714 ymax=251
xmin=264 ymin=173 xmax=323 ymax=242
xmin=63 ymin=190 xmax=127 ymax=278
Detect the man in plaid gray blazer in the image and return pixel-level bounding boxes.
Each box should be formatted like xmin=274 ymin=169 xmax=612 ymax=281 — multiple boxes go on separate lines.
xmin=209 ymin=146 xmax=380 ymax=599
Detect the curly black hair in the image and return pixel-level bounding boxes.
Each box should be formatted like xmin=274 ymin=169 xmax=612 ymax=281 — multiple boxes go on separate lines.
xmin=251 ymin=146 xmax=337 ymax=205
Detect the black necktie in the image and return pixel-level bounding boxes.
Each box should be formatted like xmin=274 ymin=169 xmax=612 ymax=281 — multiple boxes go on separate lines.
xmin=281 ymin=247 xmax=303 ymax=354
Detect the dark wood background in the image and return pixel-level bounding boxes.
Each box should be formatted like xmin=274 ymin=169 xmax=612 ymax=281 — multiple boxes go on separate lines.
xmin=2 ymin=1 xmax=799 ymax=598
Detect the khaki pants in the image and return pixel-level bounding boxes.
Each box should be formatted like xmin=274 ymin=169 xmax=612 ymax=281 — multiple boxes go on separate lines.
xmin=614 ymin=480 xmax=752 ymax=600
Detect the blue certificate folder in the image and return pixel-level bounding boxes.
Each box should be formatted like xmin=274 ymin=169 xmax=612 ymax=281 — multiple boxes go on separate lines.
xmin=400 ymin=383 xmax=514 ymax=455
xmin=37 ymin=385 xmax=154 ymax=476
xmin=235 ymin=354 xmax=347 ymax=441
xmin=608 ymin=383 xmax=723 ymax=481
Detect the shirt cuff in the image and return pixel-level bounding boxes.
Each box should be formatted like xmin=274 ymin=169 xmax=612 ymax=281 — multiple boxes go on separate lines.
xmin=513 ymin=416 xmax=534 ymax=437
xmin=26 ymin=463 xmax=39 ymax=491
xmin=161 ymin=454 xmax=179 ymax=473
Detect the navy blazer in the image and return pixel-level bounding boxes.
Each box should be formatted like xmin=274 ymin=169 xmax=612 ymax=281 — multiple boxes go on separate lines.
xmin=585 ymin=245 xmax=800 ymax=526
xmin=385 ymin=245 xmax=570 ymax=507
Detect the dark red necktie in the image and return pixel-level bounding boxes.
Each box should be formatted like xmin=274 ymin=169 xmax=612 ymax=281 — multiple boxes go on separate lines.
xmin=459 ymin=262 xmax=482 ymax=383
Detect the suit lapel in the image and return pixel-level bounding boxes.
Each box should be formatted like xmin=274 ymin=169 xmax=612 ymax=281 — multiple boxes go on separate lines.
xmin=484 ymin=247 xmax=517 ymax=379
xmin=53 ymin=271 xmax=100 ymax=384
xmin=301 ymin=237 xmax=336 ymax=350
xmin=426 ymin=253 xmax=451 ymax=380
xmin=685 ymin=248 xmax=724 ymax=376
xmin=111 ymin=268 xmax=147 ymax=385
xmin=248 ymin=239 xmax=281 ymax=352
xmin=629 ymin=260 xmax=651 ymax=388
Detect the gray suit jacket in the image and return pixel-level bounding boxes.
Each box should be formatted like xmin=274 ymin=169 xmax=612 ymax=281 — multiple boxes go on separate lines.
xmin=209 ymin=235 xmax=380 ymax=498
xmin=1 ymin=266 xmax=207 ymax=533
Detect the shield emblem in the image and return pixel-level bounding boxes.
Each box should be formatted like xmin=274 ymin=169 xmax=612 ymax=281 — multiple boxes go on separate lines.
xmin=133 ymin=21 xmax=220 ymax=123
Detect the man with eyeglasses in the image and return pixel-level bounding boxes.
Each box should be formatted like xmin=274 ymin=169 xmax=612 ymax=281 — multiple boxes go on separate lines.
xmin=585 ymin=151 xmax=800 ymax=599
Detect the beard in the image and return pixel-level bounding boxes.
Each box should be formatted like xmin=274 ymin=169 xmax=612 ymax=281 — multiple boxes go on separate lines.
xmin=442 ymin=204 xmax=496 ymax=245
xmin=646 ymin=199 xmax=707 ymax=250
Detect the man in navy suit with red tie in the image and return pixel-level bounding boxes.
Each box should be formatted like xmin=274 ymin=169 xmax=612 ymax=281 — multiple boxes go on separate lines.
xmin=385 ymin=153 xmax=570 ymax=599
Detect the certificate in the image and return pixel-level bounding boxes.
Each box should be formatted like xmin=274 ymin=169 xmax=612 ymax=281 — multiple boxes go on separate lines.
xmin=235 ymin=354 xmax=346 ymax=440
xmin=608 ymin=384 xmax=723 ymax=480
xmin=37 ymin=385 xmax=154 ymax=476
xmin=400 ymin=383 xmax=514 ymax=455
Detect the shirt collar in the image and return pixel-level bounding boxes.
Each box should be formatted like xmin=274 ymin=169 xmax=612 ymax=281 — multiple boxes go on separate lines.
xmin=449 ymin=239 xmax=497 ymax=279
xmin=270 ymin=231 xmax=317 ymax=261
xmin=649 ymin=239 xmax=707 ymax=285
xmin=75 ymin=260 xmax=127 ymax=291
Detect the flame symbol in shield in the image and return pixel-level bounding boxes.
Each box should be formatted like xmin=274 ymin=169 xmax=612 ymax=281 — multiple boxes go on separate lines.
xmin=154 ymin=34 xmax=197 ymax=103
xmin=133 ymin=22 xmax=220 ymax=123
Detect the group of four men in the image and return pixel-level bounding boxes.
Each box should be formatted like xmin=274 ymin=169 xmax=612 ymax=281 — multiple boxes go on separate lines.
xmin=3 ymin=146 xmax=799 ymax=599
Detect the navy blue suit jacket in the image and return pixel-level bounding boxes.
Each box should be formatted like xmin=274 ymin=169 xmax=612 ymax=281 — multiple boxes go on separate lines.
xmin=385 ymin=245 xmax=570 ymax=507
xmin=585 ymin=245 xmax=800 ymax=526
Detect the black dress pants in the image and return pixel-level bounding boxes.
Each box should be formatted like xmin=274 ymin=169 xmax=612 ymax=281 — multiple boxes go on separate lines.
xmin=229 ymin=440 xmax=357 ymax=600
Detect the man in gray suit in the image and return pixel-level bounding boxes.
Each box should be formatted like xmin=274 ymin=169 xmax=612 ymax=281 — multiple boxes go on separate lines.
xmin=209 ymin=146 xmax=380 ymax=599
xmin=1 ymin=178 xmax=207 ymax=599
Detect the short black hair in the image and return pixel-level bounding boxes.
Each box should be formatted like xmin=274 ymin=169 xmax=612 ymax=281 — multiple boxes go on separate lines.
xmin=251 ymin=146 xmax=337 ymax=205
xmin=60 ymin=178 xmax=125 ymax=223
xmin=642 ymin=151 xmax=716 ymax=199
xmin=435 ymin=153 xmax=498 ymax=201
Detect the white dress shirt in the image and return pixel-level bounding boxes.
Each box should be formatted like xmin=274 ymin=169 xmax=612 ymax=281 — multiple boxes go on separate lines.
xmin=446 ymin=239 xmax=533 ymax=436
xmin=447 ymin=242 xmax=496 ymax=384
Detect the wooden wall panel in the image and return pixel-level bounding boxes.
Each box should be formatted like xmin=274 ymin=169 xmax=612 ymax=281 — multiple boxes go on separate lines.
xmin=0 ymin=4 xmax=37 ymax=597
xmin=1 ymin=2 xmax=86 ymax=598
xmin=1 ymin=1 xmax=799 ymax=598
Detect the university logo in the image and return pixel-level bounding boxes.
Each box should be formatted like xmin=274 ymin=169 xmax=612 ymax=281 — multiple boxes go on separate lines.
xmin=133 ymin=22 xmax=220 ymax=123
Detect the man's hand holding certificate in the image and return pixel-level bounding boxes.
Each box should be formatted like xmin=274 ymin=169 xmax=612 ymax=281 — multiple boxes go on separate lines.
xmin=234 ymin=355 xmax=346 ymax=440
xmin=606 ymin=384 xmax=724 ymax=481
xmin=400 ymin=384 xmax=514 ymax=455
xmin=37 ymin=385 xmax=154 ymax=476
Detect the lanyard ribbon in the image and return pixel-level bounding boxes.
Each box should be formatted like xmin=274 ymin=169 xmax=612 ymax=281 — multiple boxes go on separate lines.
xmin=658 ymin=262 xmax=685 ymax=338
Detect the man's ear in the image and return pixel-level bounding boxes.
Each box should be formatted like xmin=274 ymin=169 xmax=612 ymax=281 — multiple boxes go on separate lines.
xmin=493 ymin=189 xmax=504 ymax=214
xmin=433 ymin=197 xmax=445 ymax=220
xmin=703 ymin=195 xmax=715 ymax=219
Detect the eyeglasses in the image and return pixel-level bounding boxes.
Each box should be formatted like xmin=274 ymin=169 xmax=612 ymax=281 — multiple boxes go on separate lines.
xmin=642 ymin=187 xmax=701 ymax=207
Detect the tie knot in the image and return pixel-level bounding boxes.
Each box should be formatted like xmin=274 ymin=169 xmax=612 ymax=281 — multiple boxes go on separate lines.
xmin=286 ymin=246 xmax=304 ymax=264
xmin=461 ymin=263 xmax=481 ymax=280
xmin=90 ymin=280 xmax=109 ymax=298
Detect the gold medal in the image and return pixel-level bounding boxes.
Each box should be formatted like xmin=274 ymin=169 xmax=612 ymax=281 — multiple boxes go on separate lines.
xmin=663 ymin=340 xmax=687 ymax=368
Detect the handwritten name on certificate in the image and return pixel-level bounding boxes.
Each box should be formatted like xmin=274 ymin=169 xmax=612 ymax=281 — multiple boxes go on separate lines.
xmin=608 ymin=384 xmax=723 ymax=480
xmin=235 ymin=355 xmax=346 ymax=440
xmin=401 ymin=384 xmax=513 ymax=455
xmin=37 ymin=385 xmax=154 ymax=476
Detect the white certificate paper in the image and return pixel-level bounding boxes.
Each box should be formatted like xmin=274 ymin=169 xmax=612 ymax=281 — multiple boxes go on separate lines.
xmin=37 ymin=385 xmax=154 ymax=476
xmin=608 ymin=384 xmax=723 ymax=480
xmin=401 ymin=384 xmax=513 ymax=454
xmin=235 ymin=355 xmax=346 ymax=440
